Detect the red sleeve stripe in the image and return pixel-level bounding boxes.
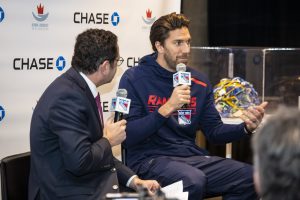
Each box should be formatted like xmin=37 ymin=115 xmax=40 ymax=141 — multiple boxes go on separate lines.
xmin=191 ymin=78 xmax=207 ymax=87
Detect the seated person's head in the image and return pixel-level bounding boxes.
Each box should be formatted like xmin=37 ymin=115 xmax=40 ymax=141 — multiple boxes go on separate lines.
xmin=252 ymin=107 xmax=300 ymax=200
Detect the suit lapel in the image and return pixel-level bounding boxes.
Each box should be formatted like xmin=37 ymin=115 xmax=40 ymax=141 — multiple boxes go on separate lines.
xmin=65 ymin=68 xmax=103 ymax=133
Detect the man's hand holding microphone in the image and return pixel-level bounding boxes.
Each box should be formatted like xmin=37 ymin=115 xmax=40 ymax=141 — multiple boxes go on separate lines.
xmin=103 ymin=117 xmax=127 ymax=147
xmin=159 ymin=63 xmax=191 ymax=118
xmin=103 ymin=89 xmax=130 ymax=147
xmin=159 ymin=85 xmax=191 ymax=118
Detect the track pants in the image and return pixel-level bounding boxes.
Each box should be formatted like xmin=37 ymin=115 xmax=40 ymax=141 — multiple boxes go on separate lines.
xmin=137 ymin=155 xmax=258 ymax=200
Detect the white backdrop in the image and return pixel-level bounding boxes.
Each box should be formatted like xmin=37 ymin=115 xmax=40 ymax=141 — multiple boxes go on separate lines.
xmin=0 ymin=0 xmax=181 ymax=160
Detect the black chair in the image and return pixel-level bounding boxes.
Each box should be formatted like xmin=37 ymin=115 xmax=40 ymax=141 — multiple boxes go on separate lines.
xmin=1 ymin=152 xmax=30 ymax=200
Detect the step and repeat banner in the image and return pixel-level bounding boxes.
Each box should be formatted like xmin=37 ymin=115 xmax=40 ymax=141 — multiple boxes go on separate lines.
xmin=0 ymin=0 xmax=181 ymax=159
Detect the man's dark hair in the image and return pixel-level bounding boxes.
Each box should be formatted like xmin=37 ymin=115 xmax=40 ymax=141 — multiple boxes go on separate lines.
xmin=71 ymin=28 xmax=118 ymax=74
xmin=150 ymin=12 xmax=190 ymax=52
xmin=252 ymin=107 xmax=300 ymax=200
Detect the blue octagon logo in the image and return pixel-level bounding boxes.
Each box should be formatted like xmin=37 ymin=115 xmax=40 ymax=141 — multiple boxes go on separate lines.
xmin=0 ymin=106 xmax=5 ymax=122
xmin=111 ymin=12 xmax=120 ymax=26
xmin=0 ymin=6 xmax=5 ymax=23
xmin=56 ymin=56 xmax=66 ymax=71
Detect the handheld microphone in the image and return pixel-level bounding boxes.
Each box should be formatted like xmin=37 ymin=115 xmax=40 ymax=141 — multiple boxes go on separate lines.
xmin=173 ymin=63 xmax=191 ymax=109
xmin=114 ymin=89 xmax=131 ymax=123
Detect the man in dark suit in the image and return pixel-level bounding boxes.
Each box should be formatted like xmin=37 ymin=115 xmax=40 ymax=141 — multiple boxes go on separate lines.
xmin=29 ymin=28 xmax=160 ymax=200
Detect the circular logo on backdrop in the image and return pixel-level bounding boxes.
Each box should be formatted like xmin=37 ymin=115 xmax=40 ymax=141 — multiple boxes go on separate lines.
xmin=142 ymin=9 xmax=156 ymax=25
xmin=0 ymin=6 xmax=5 ymax=23
xmin=56 ymin=56 xmax=66 ymax=71
xmin=32 ymin=3 xmax=49 ymax=22
xmin=0 ymin=105 xmax=5 ymax=122
xmin=111 ymin=12 xmax=120 ymax=26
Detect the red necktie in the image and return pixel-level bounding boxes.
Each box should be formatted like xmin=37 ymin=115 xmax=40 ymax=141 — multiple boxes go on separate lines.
xmin=95 ymin=93 xmax=104 ymax=127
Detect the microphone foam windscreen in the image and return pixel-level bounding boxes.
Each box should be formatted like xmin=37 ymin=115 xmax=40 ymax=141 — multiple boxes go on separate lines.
xmin=176 ymin=63 xmax=186 ymax=72
xmin=116 ymin=88 xmax=128 ymax=98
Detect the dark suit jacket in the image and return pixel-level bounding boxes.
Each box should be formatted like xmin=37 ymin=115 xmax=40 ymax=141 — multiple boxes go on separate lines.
xmin=29 ymin=67 xmax=135 ymax=200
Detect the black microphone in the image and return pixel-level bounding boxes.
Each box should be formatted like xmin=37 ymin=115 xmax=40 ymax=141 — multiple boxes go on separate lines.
xmin=114 ymin=89 xmax=128 ymax=123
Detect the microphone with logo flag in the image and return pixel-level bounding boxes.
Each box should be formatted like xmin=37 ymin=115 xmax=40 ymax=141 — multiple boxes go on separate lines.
xmin=111 ymin=89 xmax=131 ymax=165
xmin=113 ymin=89 xmax=131 ymax=123
xmin=173 ymin=63 xmax=191 ymax=87
xmin=173 ymin=63 xmax=191 ymax=109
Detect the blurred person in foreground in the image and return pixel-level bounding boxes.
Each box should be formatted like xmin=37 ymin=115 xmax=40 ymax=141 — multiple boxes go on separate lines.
xmin=29 ymin=28 xmax=159 ymax=200
xmin=252 ymin=107 xmax=300 ymax=200
xmin=118 ymin=12 xmax=268 ymax=200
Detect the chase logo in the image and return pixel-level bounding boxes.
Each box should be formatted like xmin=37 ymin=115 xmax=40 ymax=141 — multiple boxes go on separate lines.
xmin=73 ymin=11 xmax=120 ymax=26
xmin=0 ymin=6 xmax=5 ymax=23
xmin=32 ymin=3 xmax=49 ymax=22
xmin=56 ymin=56 xmax=66 ymax=71
xmin=142 ymin=9 xmax=156 ymax=25
xmin=0 ymin=105 xmax=5 ymax=122
xmin=13 ymin=56 xmax=66 ymax=71
xmin=111 ymin=12 xmax=120 ymax=26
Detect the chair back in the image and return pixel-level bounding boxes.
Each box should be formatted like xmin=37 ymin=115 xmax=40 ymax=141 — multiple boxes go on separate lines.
xmin=1 ymin=152 xmax=30 ymax=200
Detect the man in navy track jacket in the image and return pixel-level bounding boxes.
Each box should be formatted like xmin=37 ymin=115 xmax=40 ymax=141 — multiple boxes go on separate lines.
xmin=119 ymin=13 xmax=267 ymax=200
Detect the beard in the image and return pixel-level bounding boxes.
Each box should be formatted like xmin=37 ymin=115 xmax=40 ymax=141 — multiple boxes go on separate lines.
xmin=163 ymin=51 xmax=189 ymax=71
xmin=163 ymin=53 xmax=177 ymax=71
